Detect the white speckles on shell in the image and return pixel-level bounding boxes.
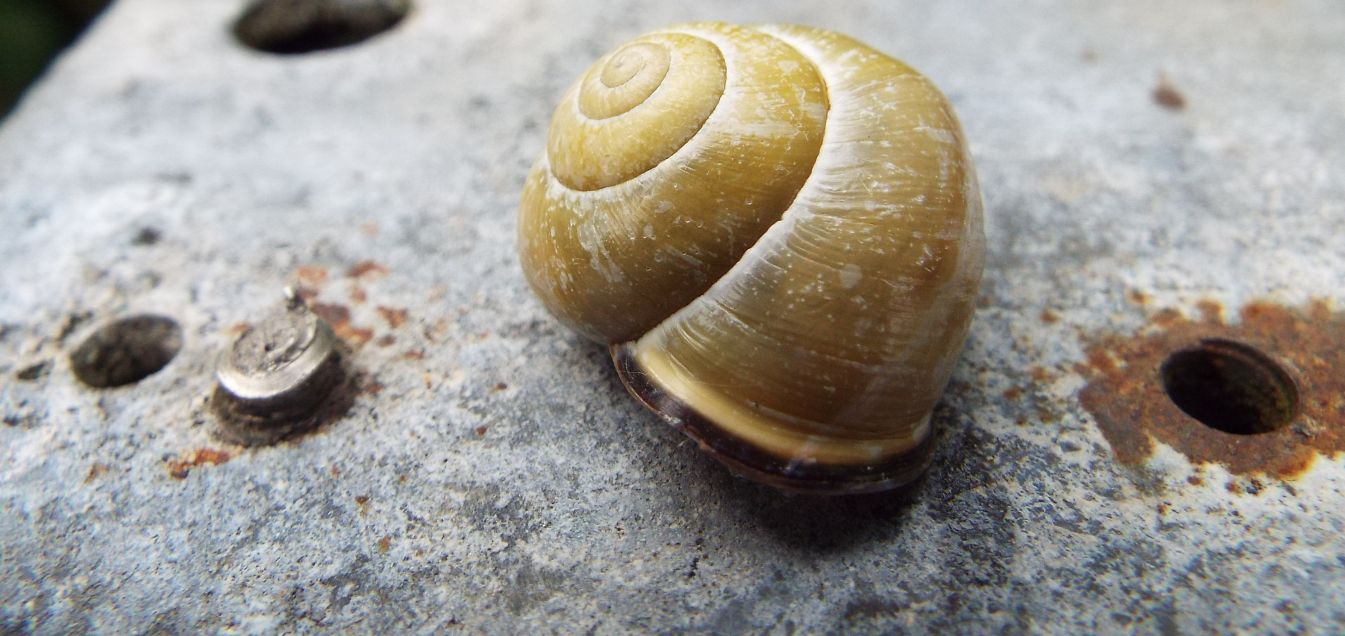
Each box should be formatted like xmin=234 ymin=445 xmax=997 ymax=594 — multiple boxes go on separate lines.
xmin=839 ymin=264 xmax=863 ymax=289
xmin=918 ymin=124 xmax=958 ymax=145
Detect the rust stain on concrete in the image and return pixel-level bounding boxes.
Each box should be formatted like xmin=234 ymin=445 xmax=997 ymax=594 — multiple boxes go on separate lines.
xmin=1079 ymin=299 xmax=1345 ymax=478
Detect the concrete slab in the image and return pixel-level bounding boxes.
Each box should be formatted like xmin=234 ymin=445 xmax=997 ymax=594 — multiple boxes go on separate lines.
xmin=2 ymin=0 xmax=1343 ymax=632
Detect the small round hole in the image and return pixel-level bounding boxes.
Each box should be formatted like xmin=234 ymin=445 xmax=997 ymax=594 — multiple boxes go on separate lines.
xmin=233 ymin=0 xmax=412 ymax=55
xmin=1159 ymin=338 xmax=1298 ymax=435
xmin=70 ymin=315 xmax=183 ymax=388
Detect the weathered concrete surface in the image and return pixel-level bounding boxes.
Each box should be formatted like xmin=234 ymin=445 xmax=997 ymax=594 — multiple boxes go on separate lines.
xmin=2 ymin=0 xmax=1344 ymax=633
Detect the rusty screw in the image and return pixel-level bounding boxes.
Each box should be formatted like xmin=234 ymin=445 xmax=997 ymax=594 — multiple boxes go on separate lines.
xmin=213 ymin=289 xmax=343 ymax=444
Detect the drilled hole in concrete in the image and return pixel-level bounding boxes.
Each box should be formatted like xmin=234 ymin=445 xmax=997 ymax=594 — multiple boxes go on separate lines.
xmin=233 ymin=0 xmax=411 ymax=54
xmin=1160 ymin=338 xmax=1298 ymax=435
xmin=70 ymin=315 xmax=182 ymax=388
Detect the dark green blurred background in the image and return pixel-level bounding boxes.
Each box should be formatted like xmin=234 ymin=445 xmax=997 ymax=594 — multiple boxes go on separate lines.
xmin=1 ymin=0 xmax=113 ymax=119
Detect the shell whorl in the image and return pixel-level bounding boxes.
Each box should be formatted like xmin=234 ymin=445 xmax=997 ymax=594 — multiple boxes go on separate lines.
xmin=548 ymin=33 xmax=724 ymax=191
xmin=519 ymin=22 xmax=984 ymax=491
xmin=522 ymin=22 xmax=828 ymax=343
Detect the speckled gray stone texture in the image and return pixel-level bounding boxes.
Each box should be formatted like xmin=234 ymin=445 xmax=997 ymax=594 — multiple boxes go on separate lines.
xmin=2 ymin=0 xmax=1344 ymax=633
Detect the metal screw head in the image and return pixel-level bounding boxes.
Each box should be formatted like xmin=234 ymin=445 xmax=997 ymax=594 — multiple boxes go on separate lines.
xmin=215 ymin=289 xmax=342 ymax=427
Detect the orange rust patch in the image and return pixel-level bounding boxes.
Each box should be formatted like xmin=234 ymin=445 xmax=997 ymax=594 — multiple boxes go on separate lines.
xmin=350 ymin=285 xmax=367 ymax=305
xmin=1195 ymin=299 xmax=1223 ymax=323
xmin=402 ymin=348 xmax=425 ymax=360
xmin=347 ymin=260 xmax=390 ymax=279
xmin=378 ymin=536 xmax=392 ymax=553
xmin=167 ymin=448 xmax=233 ymax=479
xmin=430 ymin=318 xmax=450 ymax=339
xmin=1040 ymin=309 xmax=1060 ymax=324
xmin=355 ymin=495 xmax=370 ymax=505
xmin=1084 ymin=349 xmax=1119 ymax=376
xmin=340 ymin=326 xmax=374 ymax=346
xmin=1079 ymin=299 xmax=1345 ymax=479
xmin=1151 ymin=308 xmax=1183 ymax=329
xmin=375 ymin=335 xmax=397 ymax=348
xmin=1152 ymin=76 xmax=1186 ymax=110
xmin=228 ymin=322 xmax=252 ymax=335
xmin=474 ymin=425 xmax=489 ymax=437
xmin=1036 ymin=405 xmax=1061 ymax=424
xmin=311 ymin=302 xmax=374 ymax=346
xmin=296 ymin=266 xmax=329 ymax=287
xmin=84 ymin=462 xmax=110 ymax=483
xmin=377 ymin=306 xmax=409 ymax=328
xmin=1003 ymin=386 xmax=1024 ymax=401
xmin=1127 ymin=290 xmax=1150 ymax=306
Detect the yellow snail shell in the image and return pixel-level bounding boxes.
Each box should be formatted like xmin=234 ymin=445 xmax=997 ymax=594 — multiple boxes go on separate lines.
xmin=519 ymin=22 xmax=985 ymax=493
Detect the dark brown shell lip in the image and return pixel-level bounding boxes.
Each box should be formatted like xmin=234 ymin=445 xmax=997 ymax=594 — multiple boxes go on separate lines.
xmin=612 ymin=344 xmax=935 ymax=495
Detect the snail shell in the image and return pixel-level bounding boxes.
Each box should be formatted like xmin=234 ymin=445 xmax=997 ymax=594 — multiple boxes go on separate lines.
xmin=519 ymin=22 xmax=984 ymax=493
